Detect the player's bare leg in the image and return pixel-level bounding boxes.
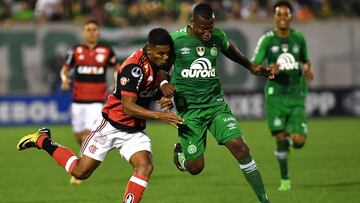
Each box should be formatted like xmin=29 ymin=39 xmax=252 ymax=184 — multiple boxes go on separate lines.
xmin=123 ymin=151 xmax=153 ymax=203
xmin=70 ymin=156 xmax=101 ymax=179
xmin=225 ymin=137 xmax=270 ymax=203
xmin=274 ymin=131 xmax=291 ymax=191
xmin=71 ymin=129 xmax=91 ymax=185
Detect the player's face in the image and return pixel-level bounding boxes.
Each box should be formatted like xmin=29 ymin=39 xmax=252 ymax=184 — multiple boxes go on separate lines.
xmin=82 ymin=23 xmax=99 ymax=45
xmin=147 ymin=44 xmax=171 ymax=68
xmin=191 ymin=15 xmax=214 ymax=42
xmin=274 ymin=6 xmax=291 ymax=30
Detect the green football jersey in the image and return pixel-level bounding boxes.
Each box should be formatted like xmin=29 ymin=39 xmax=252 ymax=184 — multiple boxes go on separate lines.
xmin=252 ymin=29 xmax=309 ymax=97
xmin=171 ymin=26 xmax=230 ymax=110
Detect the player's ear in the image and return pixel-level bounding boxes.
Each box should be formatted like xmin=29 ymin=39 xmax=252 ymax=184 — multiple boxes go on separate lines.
xmin=190 ymin=19 xmax=195 ymax=28
xmin=146 ymin=45 xmax=152 ymax=55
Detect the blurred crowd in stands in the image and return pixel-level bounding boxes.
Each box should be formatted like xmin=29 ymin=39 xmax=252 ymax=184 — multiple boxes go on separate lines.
xmin=1 ymin=0 xmax=360 ymax=27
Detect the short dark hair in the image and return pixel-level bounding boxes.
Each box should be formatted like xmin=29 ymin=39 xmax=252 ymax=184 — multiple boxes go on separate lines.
xmin=193 ymin=3 xmax=214 ymax=19
xmin=273 ymin=1 xmax=293 ymax=13
xmin=85 ymin=19 xmax=99 ymax=27
xmin=148 ymin=28 xmax=173 ymax=47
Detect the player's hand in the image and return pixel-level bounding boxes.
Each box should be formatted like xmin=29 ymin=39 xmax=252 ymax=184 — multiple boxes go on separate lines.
xmin=303 ymin=63 xmax=314 ymax=81
xmin=304 ymin=69 xmax=314 ymax=81
xmin=251 ymin=64 xmax=279 ymax=79
xmin=158 ymin=111 xmax=184 ymax=128
xmin=160 ymin=83 xmax=176 ymax=97
xmin=157 ymin=96 xmax=174 ymax=111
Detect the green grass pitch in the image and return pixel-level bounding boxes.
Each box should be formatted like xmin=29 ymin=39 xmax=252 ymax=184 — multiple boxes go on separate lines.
xmin=1 ymin=118 xmax=359 ymax=203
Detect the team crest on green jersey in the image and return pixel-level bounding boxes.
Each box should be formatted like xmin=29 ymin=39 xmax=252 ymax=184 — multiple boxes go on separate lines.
xmin=281 ymin=44 xmax=289 ymax=52
xmin=292 ymin=44 xmax=300 ymax=54
xmin=210 ymin=47 xmax=218 ymax=56
xmin=196 ymin=46 xmax=205 ymax=56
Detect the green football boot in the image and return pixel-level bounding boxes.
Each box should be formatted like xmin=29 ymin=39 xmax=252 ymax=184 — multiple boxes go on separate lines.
xmin=278 ymin=179 xmax=291 ymax=191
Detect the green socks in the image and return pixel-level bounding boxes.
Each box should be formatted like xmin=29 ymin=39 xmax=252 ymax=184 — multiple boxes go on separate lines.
xmin=239 ymin=156 xmax=269 ymax=202
xmin=275 ymin=139 xmax=290 ymax=179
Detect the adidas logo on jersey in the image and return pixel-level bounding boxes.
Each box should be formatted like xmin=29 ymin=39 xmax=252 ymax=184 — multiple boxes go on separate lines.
xmin=181 ymin=57 xmax=215 ymax=78
xmin=77 ymin=66 xmax=104 ymax=75
xmin=277 ymin=53 xmax=299 ymax=71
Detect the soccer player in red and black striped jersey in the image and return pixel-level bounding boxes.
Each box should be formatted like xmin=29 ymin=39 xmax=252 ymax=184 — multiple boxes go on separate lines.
xmin=17 ymin=28 xmax=183 ymax=203
xmin=60 ymin=19 xmax=118 ymax=185
xmin=61 ymin=19 xmax=118 ymax=147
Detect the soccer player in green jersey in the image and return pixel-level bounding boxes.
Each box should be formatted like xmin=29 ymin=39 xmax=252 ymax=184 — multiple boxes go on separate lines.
xmin=160 ymin=3 xmax=278 ymax=203
xmin=252 ymin=1 xmax=314 ymax=191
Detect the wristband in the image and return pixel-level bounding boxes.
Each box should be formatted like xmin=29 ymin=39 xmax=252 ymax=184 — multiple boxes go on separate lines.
xmin=160 ymin=80 xmax=169 ymax=87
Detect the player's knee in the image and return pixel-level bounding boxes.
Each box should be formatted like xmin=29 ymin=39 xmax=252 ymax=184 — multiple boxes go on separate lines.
xmin=292 ymin=134 xmax=305 ymax=149
xmin=234 ymin=144 xmax=250 ymax=161
xmin=225 ymin=138 xmax=250 ymax=160
xmin=293 ymin=141 xmax=305 ymax=149
xmin=186 ymin=160 xmax=204 ymax=175
xmin=187 ymin=165 xmax=204 ymax=175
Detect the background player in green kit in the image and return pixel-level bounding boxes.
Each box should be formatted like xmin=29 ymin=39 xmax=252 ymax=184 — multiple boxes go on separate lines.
xmin=160 ymin=3 xmax=278 ymax=203
xmin=252 ymin=1 xmax=314 ymax=191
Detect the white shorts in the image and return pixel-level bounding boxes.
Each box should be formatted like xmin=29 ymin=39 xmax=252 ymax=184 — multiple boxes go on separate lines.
xmin=71 ymin=102 xmax=103 ymax=133
xmin=81 ymin=117 xmax=152 ymax=162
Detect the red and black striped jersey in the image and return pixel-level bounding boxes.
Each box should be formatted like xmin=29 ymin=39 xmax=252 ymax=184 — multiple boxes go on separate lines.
xmin=102 ymin=47 xmax=162 ymax=132
xmin=64 ymin=44 xmax=117 ymax=103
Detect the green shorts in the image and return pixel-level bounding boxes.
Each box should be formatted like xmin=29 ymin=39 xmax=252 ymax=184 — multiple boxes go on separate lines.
xmin=177 ymin=103 xmax=242 ymax=160
xmin=265 ymin=95 xmax=308 ymax=136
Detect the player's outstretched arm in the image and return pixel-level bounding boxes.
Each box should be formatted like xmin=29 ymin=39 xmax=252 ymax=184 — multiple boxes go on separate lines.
xmin=222 ymin=43 xmax=279 ymax=79
xmin=122 ymin=94 xmax=183 ymax=128
xmin=222 ymin=42 xmax=253 ymax=71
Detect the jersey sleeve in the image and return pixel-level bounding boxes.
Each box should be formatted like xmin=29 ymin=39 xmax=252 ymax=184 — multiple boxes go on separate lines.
xmin=299 ymin=32 xmax=309 ymax=63
xmin=214 ymin=28 xmax=230 ymax=51
xmin=251 ymin=34 xmax=269 ymax=64
xmin=118 ymin=64 xmax=144 ymax=96
xmin=64 ymin=47 xmax=75 ymax=67
xmin=107 ymin=47 xmax=118 ymax=67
